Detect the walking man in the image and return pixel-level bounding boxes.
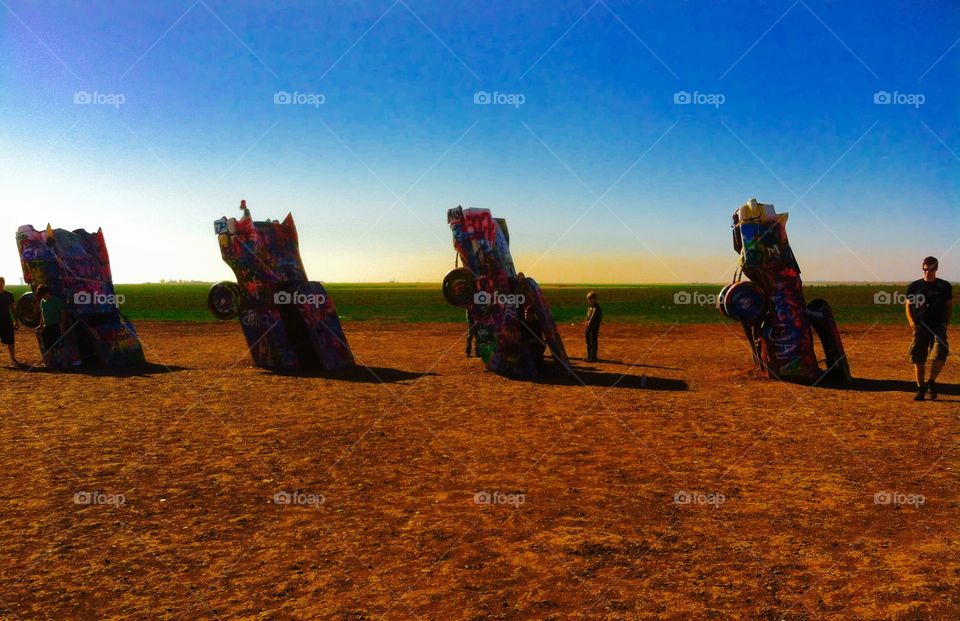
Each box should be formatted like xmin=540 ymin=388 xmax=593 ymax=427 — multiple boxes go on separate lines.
xmin=906 ymin=256 xmax=952 ymax=400
xmin=0 ymin=278 xmax=18 ymax=367
xmin=584 ymin=291 xmax=602 ymax=362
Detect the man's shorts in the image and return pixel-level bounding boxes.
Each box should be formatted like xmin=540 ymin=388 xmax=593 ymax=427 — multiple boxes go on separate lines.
xmin=41 ymin=325 xmax=61 ymax=352
xmin=0 ymin=322 xmax=13 ymax=346
xmin=910 ymin=325 xmax=949 ymax=363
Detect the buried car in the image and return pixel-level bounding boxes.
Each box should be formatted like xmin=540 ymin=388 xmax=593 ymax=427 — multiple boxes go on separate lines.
xmin=208 ymin=201 xmax=353 ymax=371
xmin=15 ymin=224 xmax=145 ymax=369
xmin=718 ymin=199 xmax=851 ymax=384
xmin=442 ymin=206 xmax=569 ymax=378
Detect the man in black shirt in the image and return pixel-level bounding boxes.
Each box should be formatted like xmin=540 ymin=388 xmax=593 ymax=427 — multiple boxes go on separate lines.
xmin=584 ymin=291 xmax=602 ymax=362
xmin=0 ymin=277 xmax=18 ymax=367
xmin=906 ymin=257 xmax=952 ymax=400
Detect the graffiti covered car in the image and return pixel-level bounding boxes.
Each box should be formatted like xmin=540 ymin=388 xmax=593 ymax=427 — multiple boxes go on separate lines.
xmin=208 ymin=201 xmax=353 ymax=371
xmin=442 ymin=206 xmax=569 ymax=378
xmin=16 ymin=224 xmax=145 ymax=369
xmin=718 ymin=199 xmax=851 ymax=384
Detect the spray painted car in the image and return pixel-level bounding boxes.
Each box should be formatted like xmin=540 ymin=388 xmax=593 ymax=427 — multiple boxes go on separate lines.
xmin=15 ymin=224 xmax=145 ymax=369
xmin=209 ymin=201 xmax=353 ymax=371
xmin=442 ymin=206 xmax=569 ymax=378
xmin=718 ymin=199 xmax=851 ymax=384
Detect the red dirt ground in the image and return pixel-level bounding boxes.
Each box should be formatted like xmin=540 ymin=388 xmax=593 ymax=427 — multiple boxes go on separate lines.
xmin=0 ymin=321 xmax=957 ymax=620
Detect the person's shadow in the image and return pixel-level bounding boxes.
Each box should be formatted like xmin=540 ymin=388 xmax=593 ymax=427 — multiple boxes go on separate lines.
xmin=819 ymin=377 xmax=960 ymax=401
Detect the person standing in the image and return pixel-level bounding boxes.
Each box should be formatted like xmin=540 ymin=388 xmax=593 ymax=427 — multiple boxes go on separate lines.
xmin=0 ymin=278 xmax=18 ymax=367
xmin=584 ymin=291 xmax=602 ymax=362
xmin=522 ymin=306 xmax=546 ymax=368
xmin=37 ymin=285 xmax=67 ymax=358
xmin=906 ymin=256 xmax=952 ymax=401
xmin=464 ymin=309 xmax=478 ymax=357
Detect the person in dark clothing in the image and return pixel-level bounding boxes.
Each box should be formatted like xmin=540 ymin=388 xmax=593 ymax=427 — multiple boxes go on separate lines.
xmin=0 ymin=278 xmax=18 ymax=367
xmin=584 ymin=291 xmax=602 ymax=362
xmin=37 ymin=285 xmax=67 ymax=358
xmin=906 ymin=256 xmax=952 ymax=401
xmin=522 ymin=306 xmax=546 ymax=368
xmin=465 ymin=309 xmax=479 ymax=357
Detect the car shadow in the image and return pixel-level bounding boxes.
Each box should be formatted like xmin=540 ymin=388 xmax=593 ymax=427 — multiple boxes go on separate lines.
xmin=14 ymin=362 xmax=190 ymax=377
xmin=261 ymin=365 xmax=438 ymax=384
xmin=524 ymin=363 xmax=687 ymax=391
xmin=585 ymin=358 xmax=684 ymax=372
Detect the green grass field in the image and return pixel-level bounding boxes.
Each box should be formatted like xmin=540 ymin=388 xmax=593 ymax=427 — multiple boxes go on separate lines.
xmin=6 ymin=283 xmax=923 ymax=324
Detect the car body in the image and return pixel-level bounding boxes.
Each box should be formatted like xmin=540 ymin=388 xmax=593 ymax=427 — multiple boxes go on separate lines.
xmin=718 ymin=199 xmax=850 ymax=384
xmin=209 ymin=205 xmax=353 ymax=371
xmin=15 ymin=224 xmax=145 ymax=369
xmin=443 ymin=206 xmax=569 ymax=378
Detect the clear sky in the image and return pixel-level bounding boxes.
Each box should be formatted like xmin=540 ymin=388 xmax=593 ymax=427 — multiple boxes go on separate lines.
xmin=1 ymin=1 xmax=957 ymax=283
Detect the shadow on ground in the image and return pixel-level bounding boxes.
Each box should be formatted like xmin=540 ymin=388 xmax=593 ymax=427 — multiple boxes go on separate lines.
xmin=261 ymin=365 xmax=438 ymax=384
xmin=521 ymin=362 xmax=688 ymax=391
xmin=11 ymin=362 xmax=189 ymax=377
xmin=819 ymin=377 xmax=960 ymax=399
xmin=584 ymin=358 xmax=684 ymax=372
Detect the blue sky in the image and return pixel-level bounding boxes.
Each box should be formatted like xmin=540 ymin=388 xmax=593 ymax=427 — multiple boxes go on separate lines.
xmin=1 ymin=0 xmax=957 ymax=283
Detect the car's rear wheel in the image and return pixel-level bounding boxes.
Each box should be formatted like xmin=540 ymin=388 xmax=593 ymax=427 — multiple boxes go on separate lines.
xmin=16 ymin=292 xmax=41 ymax=328
xmin=442 ymin=268 xmax=475 ymax=307
xmin=723 ymin=281 xmax=766 ymax=324
xmin=208 ymin=281 xmax=241 ymax=320
xmin=717 ymin=283 xmax=734 ymax=317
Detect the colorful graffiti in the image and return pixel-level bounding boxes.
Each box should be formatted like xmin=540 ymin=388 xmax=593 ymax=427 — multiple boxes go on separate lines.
xmin=443 ymin=206 xmax=569 ymax=378
xmin=718 ymin=199 xmax=851 ymax=384
xmin=15 ymin=224 xmax=145 ymax=369
xmin=210 ymin=202 xmax=353 ymax=371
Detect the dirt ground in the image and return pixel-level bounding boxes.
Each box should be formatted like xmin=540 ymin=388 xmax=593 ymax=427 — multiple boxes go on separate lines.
xmin=0 ymin=320 xmax=957 ymax=620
